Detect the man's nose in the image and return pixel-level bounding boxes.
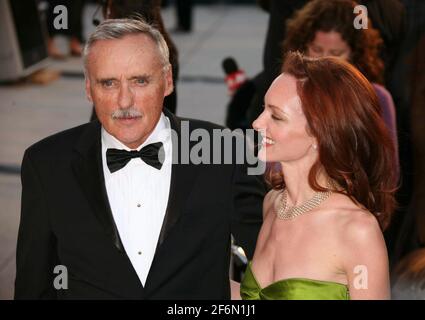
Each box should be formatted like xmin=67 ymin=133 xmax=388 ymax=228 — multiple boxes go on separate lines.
xmin=117 ymin=83 xmax=134 ymax=109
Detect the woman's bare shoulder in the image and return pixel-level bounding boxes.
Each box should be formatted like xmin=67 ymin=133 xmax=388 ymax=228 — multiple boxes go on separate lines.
xmin=331 ymin=197 xmax=389 ymax=299
xmin=324 ymin=194 xmax=385 ymax=255
xmin=330 ymin=194 xmax=380 ymax=229
xmin=341 ymin=209 xmax=383 ymax=244
xmin=318 ymin=193 xmax=383 ymax=241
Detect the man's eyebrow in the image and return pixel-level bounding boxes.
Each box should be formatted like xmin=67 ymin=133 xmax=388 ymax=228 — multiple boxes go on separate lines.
xmin=95 ymin=75 xmax=152 ymax=83
xmin=96 ymin=77 xmax=117 ymax=83
xmin=128 ymin=74 xmax=151 ymax=80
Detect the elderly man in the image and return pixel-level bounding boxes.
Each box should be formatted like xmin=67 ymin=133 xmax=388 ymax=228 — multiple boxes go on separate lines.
xmin=15 ymin=19 xmax=264 ymax=299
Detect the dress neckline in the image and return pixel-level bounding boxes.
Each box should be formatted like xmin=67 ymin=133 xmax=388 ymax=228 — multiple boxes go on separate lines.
xmin=248 ymin=261 xmax=349 ymax=291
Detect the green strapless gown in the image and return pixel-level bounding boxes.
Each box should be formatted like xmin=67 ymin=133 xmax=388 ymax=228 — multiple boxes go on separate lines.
xmin=240 ymin=262 xmax=350 ymax=300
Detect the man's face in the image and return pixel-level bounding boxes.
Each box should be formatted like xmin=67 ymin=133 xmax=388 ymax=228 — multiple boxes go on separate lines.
xmin=85 ymin=34 xmax=173 ymax=149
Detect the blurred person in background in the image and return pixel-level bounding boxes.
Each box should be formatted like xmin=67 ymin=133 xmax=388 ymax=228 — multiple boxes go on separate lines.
xmin=392 ymin=248 xmax=425 ymax=299
xmin=281 ymin=0 xmax=399 ymax=163
xmin=388 ymin=0 xmax=425 ymax=270
xmin=46 ymin=0 xmax=85 ymax=58
xmin=225 ymin=0 xmax=307 ymax=130
xmin=174 ymin=0 xmax=193 ymax=33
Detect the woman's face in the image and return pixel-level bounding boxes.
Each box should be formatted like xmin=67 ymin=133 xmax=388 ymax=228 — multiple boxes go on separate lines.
xmin=307 ymin=30 xmax=352 ymax=61
xmin=252 ymin=73 xmax=317 ymax=164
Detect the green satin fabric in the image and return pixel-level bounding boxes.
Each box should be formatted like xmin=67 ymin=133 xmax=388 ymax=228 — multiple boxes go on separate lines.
xmin=240 ymin=262 xmax=350 ymax=300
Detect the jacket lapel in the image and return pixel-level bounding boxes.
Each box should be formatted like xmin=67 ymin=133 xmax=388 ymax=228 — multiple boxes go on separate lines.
xmin=71 ymin=121 xmax=124 ymax=252
xmin=144 ymin=110 xmax=201 ymax=295
xmin=156 ymin=109 xmax=200 ymax=246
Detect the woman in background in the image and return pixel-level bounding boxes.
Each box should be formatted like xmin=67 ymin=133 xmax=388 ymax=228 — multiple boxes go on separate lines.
xmin=282 ymin=0 xmax=399 ymax=174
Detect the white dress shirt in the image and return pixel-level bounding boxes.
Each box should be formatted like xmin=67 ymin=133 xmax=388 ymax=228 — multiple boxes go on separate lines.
xmin=101 ymin=113 xmax=172 ymax=286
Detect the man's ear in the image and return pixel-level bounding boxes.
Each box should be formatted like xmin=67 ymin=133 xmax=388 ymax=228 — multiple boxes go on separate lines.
xmin=85 ymin=76 xmax=93 ymax=103
xmin=163 ymin=66 xmax=174 ymax=97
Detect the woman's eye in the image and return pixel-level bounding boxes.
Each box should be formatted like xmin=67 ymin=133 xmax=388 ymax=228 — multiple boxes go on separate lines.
xmin=271 ymin=114 xmax=282 ymax=121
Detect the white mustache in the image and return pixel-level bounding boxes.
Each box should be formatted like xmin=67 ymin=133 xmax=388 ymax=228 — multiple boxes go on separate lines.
xmin=111 ymin=108 xmax=143 ymax=119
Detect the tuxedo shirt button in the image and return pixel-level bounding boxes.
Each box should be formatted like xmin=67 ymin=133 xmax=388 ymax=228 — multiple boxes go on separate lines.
xmin=138 ymin=251 xmax=142 ymax=255
xmin=137 ymin=203 xmax=141 ymax=207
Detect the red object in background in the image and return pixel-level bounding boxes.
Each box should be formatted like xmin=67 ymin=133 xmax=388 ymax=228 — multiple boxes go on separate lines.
xmin=225 ymin=70 xmax=247 ymax=95
xmin=222 ymin=57 xmax=248 ymax=95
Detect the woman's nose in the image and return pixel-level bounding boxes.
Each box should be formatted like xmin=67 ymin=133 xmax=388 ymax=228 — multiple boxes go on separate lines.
xmin=252 ymin=112 xmax=266 ymax=132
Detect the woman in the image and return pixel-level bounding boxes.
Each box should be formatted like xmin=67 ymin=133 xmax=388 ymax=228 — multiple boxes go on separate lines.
xmin=282 ymin=0 xmax=399 ymax=174
xmin=234 ymin=52 xmax=398 ymax=300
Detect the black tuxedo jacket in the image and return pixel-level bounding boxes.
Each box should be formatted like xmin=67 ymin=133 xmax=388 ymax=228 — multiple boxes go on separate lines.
xmin=15 ymin=110 xmax=265 ymax=299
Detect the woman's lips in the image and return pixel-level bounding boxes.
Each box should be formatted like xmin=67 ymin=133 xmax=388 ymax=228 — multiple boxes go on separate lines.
xmin=261 ymin=136 xmax=275 ymax=147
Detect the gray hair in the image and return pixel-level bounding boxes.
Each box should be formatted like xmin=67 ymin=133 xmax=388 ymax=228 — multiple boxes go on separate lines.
xmin=83 ymin=18 xmax=170 ymax=73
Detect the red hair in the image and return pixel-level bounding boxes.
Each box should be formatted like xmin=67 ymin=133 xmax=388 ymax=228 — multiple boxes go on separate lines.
xmin=266 ymin=52 xmax=397 ymax=230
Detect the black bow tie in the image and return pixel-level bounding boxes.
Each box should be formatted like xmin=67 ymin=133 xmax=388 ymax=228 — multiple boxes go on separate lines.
xmin=106 ymin=142 xmax=164 ymax=173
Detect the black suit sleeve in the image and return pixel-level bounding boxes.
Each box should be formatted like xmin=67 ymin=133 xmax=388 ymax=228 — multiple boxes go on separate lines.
xmin=230 ymin=162 xmax=266 ymax=260
xmin=15 ymin=150 xmax=59 ymax=299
